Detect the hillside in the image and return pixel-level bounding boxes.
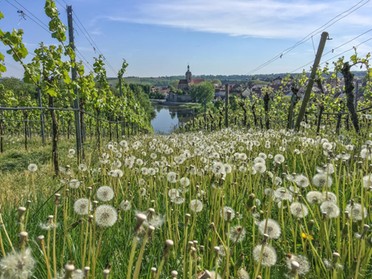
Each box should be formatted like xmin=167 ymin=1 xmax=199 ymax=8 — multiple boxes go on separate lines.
xmin=107 ymin=71 xmax=368 ymax=87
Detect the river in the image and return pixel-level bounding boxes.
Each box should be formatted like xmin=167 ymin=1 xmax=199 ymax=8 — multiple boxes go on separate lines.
xmin=151 ymin=103 xmax=195 ymax=134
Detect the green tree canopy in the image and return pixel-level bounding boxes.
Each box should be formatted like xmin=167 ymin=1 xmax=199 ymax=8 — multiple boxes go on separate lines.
xmin=190 ymin=82 xmax=215 ymax=107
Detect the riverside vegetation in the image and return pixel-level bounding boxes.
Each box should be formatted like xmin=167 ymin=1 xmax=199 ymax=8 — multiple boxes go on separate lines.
xmin=0 ymin=126 xmax=371 ymax=278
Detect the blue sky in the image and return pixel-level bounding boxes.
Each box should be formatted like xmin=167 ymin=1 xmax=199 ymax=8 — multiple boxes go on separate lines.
xmin=1 ymin=0 xmax=372 ymax=78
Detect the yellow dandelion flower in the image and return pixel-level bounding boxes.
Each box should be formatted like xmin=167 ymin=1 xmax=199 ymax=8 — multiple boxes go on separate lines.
xmin=301 ymin=232 xmax=314 ymax=241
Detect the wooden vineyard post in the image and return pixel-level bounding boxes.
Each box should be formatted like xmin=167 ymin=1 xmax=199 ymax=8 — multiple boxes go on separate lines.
xmin=295 ymin=32 xmax=328 ymax=131
xmin=37 ymin=87 xmax=46 ymax=144
xmin=67 ymin=5 xmax=83 ymax=161
xmin=225 ymin=84 xmax=229 ymax=128
xmin=336 ymin=111 xmax=343 ymax=134
xmin=316 ymin=104 xmax=324 ymax=135
xmin=0 ymin=115 xmax=3 ymax=153
xmin=341 ymin=62 xmax=360 ymax=133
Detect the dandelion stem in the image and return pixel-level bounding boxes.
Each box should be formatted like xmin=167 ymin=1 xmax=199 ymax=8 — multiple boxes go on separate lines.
xmin=53 ymin=206 xmax=58 ymax=279
xmin=126 ymin=236 xmax=139 ymax=279
xmin=0 ymin=214 xmax=14 ymax=252
xmin=133 ymin=233 xmax=150 ymax=279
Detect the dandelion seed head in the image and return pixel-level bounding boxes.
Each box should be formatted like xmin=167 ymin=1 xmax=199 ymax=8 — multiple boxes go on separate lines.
xmin=78 ymin=164 xmax=87 ymax=172
xmin=306 ymin=191 xmax=324 ymax=204
xmin=274 ymin=187 xmax=293 ymax=201
xmin=360 ymin=148 xmax=372 ymax=160
xmin=286 ymin=254 xmax=310 ymax=276
xmin=362 ymin=174 xmax=372 ymax=189
xmin=189 ymin=199 xmax=203 ymax=213
xmin=27 ymin=163 xmax=38 ymax=172
xmin=237 ymin=267 xmax=250 ymax=279
xmin=68 ymin=179 xmax=81 ymax=189
xmin=321 ymin=192 xmax=337 ymax=204
xmin=258 ymin=219 xmax=281 ymax=239
xmin=96 ymin=186 xmax=114 ymax=202
xmin=0 ymin=248 xmax=35 ymax=279
xmin=95 ymin=205 xmax=117 ymax=227
xmin=73 ymin=198 xmax=92 ymax=216
xmin=145 ymin=214 xmax=165 ymax=228
xmin=312 ymin=173 xmax=332 ymax=188
xmin=274 ymin=154 xmax=285 ymax=164
xmin=323 ymin=258 xmax=333 ymax=269
xmin=320 ymin=201 xmax=340 ymax=218
xmin=254 ymin=157 xmax=266 ymax=164
xmin=294 ymin=174 xmax=310 ymax=188
xmin=111 ymin=169 xmax=123 ymax=178
xmin=119 ymin=200 xmax=131 ymax=211
xmin=290 ymin=202 xmax=309 ymax=218
xmin=253 ymin=162 xmax=266 ymax=174
xmin=220 ymin=206 xmax=235 ymax=221
xmin=179 ymin=177 xmax=190 ymax=187
xmin=252 ymin=244 xmax=277 ymax=267
xmin=167 ymin=171 xmax=178 ymax=183
xmin=211 ymin=161 xmax=226 ymax=176
xmin=345 ymin=203 xmax=367 ymax=221
xmin=229 ymin=225 xmax=246 ymax=243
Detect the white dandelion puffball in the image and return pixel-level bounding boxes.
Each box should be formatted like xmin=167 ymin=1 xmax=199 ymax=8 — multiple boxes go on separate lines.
xmin=167 ymin=171 xmax=177 ymax=183
xmin=28 ymin=163 xmax=38 ymax=172
xmin=74 ymin=198 xmax=92 ymax=215
xmin=68 ymin=179 xmax=81 ymax=189
xmin=312 ymin=173 xmax=333 ymax=188
xmin=253 ymin=162 xmax=266 ymax=174
xmin=119 ymin=200 xmax=131 ymax=211
xmin=274 ymin=187 xmax=293 ymax=201
xmin=306 ymin=191 xmax=324 ymax=205
xmin=78 ymin=163 xmax=88 ymax=172
xmin=229 ymin=225 xmax=246 ymax=243
xmin=294 ymin=174 xmax=310 ymax=188
xmin=320 ymin=201 xmax=340 ymax=218
xmin=96 ymin=186 xmax=114 ymax=202
xmin=0 ymin=248 xmax=35 ymax=278
xmin=220 ymin=206 xmax=236 ymax=221
xmin=237 ymin=268 xmax=250 ymax=279
xmin=257 ymin=219 xmax=281 ymax=239
xmin=322 ymin=192 xmax=337 ymax=203
xmin=211 ymin=161 xmax=226 ymax=176
xmin=286 ymin=254 xmax=310 ymax=276
xmin=345 ymin=203 xmax=367 ymax=221
xmin=95 ymin=205 xmax=118 ymax=227
xmin=179 ymin=177 xmax=190 ymax=187
xmin=189 ymin=199 xmax=203 ymax=213
xmin=253 ymin=244 xmax=277 ymax=267
xmin=362 ymin=174 xmax=372 ymax=189
xmin=360 ymin=148 xmax=372 ymax=160
xmin=274 ymin=154 xmax=285 ymax=164
xmin=290 ymin=202 xmax=309 ymax=218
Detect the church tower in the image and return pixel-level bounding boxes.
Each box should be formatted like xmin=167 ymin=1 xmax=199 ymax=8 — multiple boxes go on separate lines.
xmin=185 ymin=65 xmax=192 ymax=83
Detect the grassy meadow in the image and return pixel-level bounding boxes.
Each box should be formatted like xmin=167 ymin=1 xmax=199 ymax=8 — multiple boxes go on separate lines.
xmin=0 ymin=126 xmax=371 ymax=279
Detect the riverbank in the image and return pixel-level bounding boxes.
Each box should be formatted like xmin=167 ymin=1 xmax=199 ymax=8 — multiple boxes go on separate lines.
xmin=150 ymin=99 xmax=200 ymax=109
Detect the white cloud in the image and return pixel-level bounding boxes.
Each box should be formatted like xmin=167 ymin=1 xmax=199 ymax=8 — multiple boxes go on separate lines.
xmin=99 ymin=0 xmax=371 ymax=38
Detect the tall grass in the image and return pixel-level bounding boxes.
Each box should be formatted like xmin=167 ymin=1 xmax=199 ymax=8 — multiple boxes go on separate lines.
xmin=0 ymin=127 xmax=371 ymax=278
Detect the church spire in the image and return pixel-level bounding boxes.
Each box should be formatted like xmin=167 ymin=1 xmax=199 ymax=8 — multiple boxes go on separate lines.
xmin=186 ymin=65 xmax=192 ymax=83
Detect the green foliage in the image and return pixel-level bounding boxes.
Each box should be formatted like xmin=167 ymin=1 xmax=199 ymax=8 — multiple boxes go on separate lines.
xmin=44 ymin=0 xmax=66 ymax=42
xmin=190 ymin=81 xmax=215 ymax=106
xmin=0 ymin=77 xmax=36 ymax=106
xmin=1 ymin=29 xmax=28 ymax=62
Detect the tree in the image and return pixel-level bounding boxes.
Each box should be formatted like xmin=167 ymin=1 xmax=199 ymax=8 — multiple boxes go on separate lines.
xmin=190 ymin=82 xmax=214 ymax=108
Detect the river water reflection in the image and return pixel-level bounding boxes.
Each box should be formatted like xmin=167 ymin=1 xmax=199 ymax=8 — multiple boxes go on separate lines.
xmin=151 ymin=103 xmax=195 ymax=134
